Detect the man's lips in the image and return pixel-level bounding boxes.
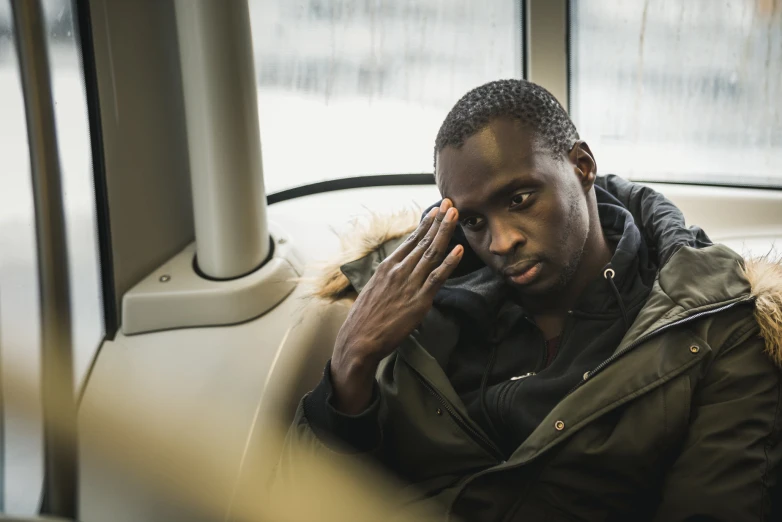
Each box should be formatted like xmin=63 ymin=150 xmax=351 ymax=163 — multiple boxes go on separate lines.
xmin=503 ymin=260 xmax=539 ymax=277
xmin=503 ymin=260 xmax=543 ymax=285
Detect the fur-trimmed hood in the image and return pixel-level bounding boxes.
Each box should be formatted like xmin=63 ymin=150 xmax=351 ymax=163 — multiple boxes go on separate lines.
xmin=309 ymin=178 xmax=782 ymax=368
xmin=742 ymin=255 xmax=782 ymax=367
xmin=309 ymin=206 xmax=422 ymax=302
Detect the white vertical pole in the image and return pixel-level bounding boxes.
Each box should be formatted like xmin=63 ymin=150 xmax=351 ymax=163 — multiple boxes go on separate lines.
xmin=174 ymin=0 xmax=270 ymax=280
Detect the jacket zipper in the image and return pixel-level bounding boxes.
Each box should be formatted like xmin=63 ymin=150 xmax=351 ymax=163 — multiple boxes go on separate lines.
xmin=413 ymin=373 xmax=506 ymax=462
xmin=568 ymin=298 xmax=751 ymax=396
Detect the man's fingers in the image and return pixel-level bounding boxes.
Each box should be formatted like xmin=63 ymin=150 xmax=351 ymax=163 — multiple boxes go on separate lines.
xmin=410 ymin=205 xmax=459 ymax=282
xmin=404 ymin=200 xmax=453 ymax=269
xmin=423 ymin=245 xmax=464 ymax=293
xmin=386 ymin=207 xmax=438 ymax=263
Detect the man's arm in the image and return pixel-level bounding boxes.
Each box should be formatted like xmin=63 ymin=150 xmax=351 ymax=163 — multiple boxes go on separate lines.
xmin=273 ymin=199 xmax=464 ymax=487
xmin=330 ymin=199 xmax=463 ymax=414
xmin=653 ymin=323 xmax=782 ymax=521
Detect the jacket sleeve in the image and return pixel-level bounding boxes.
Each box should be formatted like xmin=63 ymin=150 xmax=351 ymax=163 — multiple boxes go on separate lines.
xmin=301 ymin=359 xmax=383 ymax=452
xmin=653 ymin=323 xmax=782 ymax=521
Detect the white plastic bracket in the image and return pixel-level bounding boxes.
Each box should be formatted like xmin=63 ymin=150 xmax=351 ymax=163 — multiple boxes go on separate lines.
xmin=121 ymin=222 xmax=301 ymax=335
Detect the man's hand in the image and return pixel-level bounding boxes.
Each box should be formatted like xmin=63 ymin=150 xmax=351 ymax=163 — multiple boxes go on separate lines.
xmin=330 ymin=199 xmax=463 ymax=414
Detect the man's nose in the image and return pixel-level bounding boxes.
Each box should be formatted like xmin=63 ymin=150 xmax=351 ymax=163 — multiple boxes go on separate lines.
xmin=488 ymin=221 xmax=526 ymax=257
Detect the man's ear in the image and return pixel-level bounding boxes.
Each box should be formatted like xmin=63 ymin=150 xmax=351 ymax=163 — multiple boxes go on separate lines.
xmin=568 ymin=140 xmax=597 ymax=192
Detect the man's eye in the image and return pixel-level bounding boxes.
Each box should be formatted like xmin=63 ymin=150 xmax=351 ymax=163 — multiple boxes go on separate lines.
xmin=510 ymin=193 xmax=531 ymax=207
xmin=461 ymin=216 xmax=480 ymax=228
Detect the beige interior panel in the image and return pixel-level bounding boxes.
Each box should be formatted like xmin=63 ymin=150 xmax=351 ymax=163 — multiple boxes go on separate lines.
xmin=88 ymin=0 xmax=195 ymax=316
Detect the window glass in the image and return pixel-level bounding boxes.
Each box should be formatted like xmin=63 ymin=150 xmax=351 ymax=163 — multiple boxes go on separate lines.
xmin=42 ymin=0 xmax=104 ymax=388
xmin=0 ymin=0 xmax=44 ymax=514
xmin=248 ymin=0 xmax=523 ymax=193
xmin=0 ymin=0 xmax=104 ymax=513
xmin=570 ymin=0 xmax=782 ymax=187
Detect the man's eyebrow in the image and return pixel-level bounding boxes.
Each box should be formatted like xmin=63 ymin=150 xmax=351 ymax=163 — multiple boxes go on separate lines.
xmin=490 ymin=177 xmax=536 ymax=199
xmin=456 ymin=177 xmax=535 ymax=214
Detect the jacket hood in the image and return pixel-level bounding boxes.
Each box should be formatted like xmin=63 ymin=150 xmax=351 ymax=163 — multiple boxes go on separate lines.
xmin=742 ymin=252 xmax=782 ymax=367
xmin=307 ymin=177 xmax=782 ymax=366
xmin=307 ymin=206 xmax=422 ymax=302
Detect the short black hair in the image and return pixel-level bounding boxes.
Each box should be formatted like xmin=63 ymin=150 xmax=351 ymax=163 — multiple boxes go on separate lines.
xmin=434 ymin=79 xmax=579 ymax=168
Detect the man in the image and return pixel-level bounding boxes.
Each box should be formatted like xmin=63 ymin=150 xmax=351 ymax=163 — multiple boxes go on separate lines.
xmin=276 ymin=79 xmax=782 ymax=520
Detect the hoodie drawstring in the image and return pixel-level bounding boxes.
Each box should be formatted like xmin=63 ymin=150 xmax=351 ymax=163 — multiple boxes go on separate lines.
xmin=604 ymin=267 xmax=630 ymax=330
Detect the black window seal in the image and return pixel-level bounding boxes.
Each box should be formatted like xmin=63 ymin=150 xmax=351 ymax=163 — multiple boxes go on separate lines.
xmin=266 ymin=173 xmax=781 ymax=206
xmin=267 ymin=173 xmax=436 ymax=205
xmin=75 ymin=0 xmax=118 ymax=341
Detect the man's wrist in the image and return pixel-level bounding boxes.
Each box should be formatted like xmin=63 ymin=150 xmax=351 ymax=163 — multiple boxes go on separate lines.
xmin=330 ymin=354 xmax=378 ymax=415
xmin=303 ymin=360 xmax=382 ymax=453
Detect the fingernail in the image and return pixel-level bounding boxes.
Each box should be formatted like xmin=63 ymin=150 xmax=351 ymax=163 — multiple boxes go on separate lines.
xmin=444 ymin=208 xmax=456 ymax=221
xmin=440 ymin=199 xmax=451 ymax=211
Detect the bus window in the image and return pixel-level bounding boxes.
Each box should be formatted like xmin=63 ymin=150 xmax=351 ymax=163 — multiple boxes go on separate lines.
xmin=570 ymin=0 xmax=782 ymax=187
xmin=247 ymin=0 xmax=524 ymax=193
xmin=42 ymin=0 xmax=104 ymax=389
xmin=0 ymin=0 xmax=44 ymax=513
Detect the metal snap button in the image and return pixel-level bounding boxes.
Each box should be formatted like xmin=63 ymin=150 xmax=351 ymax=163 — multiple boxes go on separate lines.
xmin=436 ymin=408 xmax=442 ymax=416
xmin=554 ymin=420 xmax=565 ymax=431
xmin=690 ymin=345 xmax=700 ymax=354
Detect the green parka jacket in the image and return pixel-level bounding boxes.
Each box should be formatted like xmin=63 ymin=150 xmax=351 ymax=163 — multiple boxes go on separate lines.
xmin=275 ymin=176 xmax=782 ymax=521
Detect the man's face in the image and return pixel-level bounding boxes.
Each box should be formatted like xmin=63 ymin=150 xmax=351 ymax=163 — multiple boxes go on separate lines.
xmin=436 ymin=118 xmax=591 ymax=297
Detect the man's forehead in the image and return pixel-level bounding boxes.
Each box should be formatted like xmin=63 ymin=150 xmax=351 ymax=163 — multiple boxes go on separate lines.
xmin=437 ymin=135 xmax=540 ymax=194
xmin=449 ymin=124 xmax=506 ymax=169
xmin=436 ymin=120 xmax=542 ymax=175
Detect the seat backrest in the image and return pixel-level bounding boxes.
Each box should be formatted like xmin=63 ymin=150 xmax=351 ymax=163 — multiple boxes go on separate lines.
xmin=239 ymin=297 xmax=351 ymax=497
xmin=261 ymin=298 xmax=351 ymax=427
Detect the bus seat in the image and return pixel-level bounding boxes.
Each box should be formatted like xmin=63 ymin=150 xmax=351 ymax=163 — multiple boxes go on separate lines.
xmin=260 ymin=297 xmax=351 ymax=428
xmin=233 ymin=297 xmax=350 ymax=503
